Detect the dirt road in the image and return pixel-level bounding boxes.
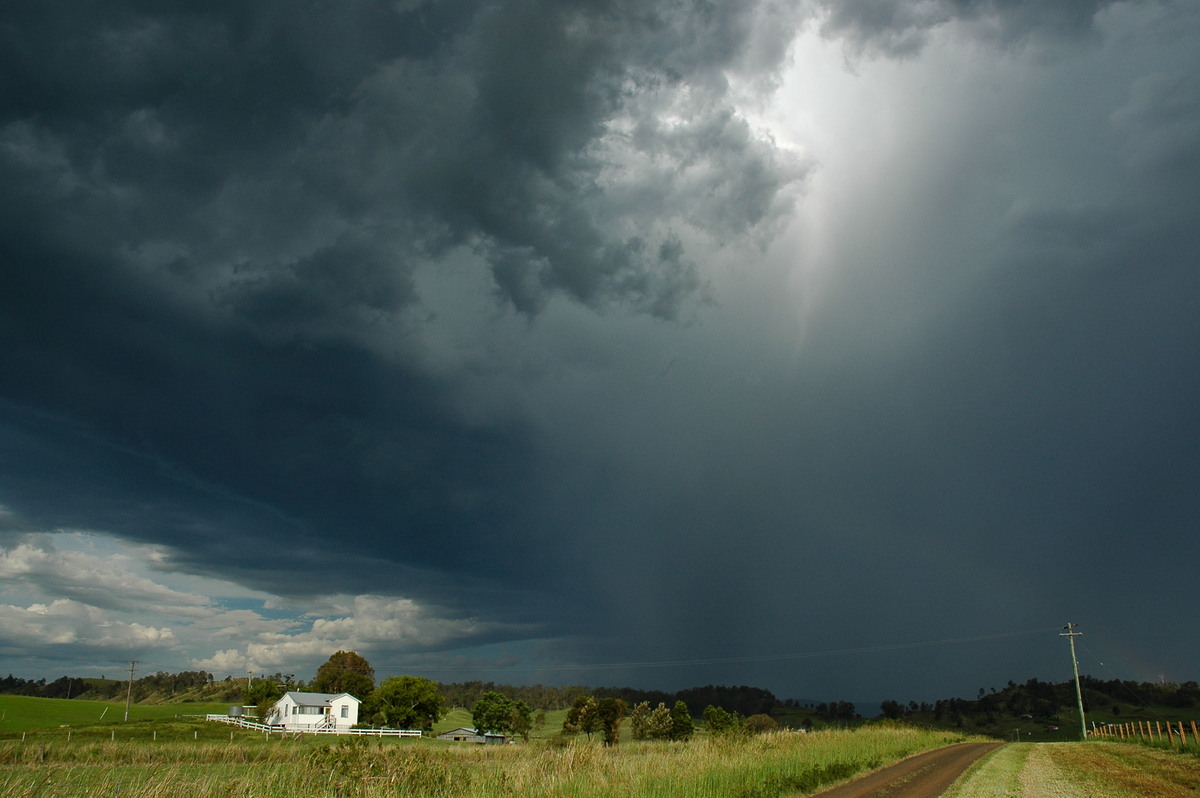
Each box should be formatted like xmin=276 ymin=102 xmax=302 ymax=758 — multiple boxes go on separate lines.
xmin=811 ymin=742 xmax=1002 ymax=798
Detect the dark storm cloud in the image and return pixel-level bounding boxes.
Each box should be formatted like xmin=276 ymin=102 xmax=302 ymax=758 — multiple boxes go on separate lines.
xmin=5 ymin=0 xmax=1198 ymax=699
xmin=0 ymin=227 xmax=532 ymax=591
xmin=496 ymin=2 xmax=1200 ymax=698
xmin=2 ymin=0 xmax=802 ymax=321
xmin=0 ymin=0 xmax=805 ymax=644
xmin=289 ymin=0 xmax=806 ymax=316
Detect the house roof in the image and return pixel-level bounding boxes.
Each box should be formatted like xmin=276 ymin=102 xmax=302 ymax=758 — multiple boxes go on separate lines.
xmin=279 ymin=690 xmax=362 ymax=705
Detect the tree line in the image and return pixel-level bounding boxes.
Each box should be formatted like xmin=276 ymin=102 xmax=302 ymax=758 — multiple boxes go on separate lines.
xmin=437 ymin=681 xmax=779 ymax=717
xmin=559 ymin=694 xmax=783 ymax=746
xmin=12 ymin=654 xmax=1194 ymax=734
xmin=0 ymin=670 xmax=225 ymax=702
xmin=878 ymin=676 xmax=1200 ymax=725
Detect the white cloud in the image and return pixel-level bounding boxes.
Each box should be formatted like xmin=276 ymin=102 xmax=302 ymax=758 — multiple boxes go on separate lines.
xmin=187 ymin=608 xmax=296 ymax=641
xmin=191 ymin=594 xmax=514 ymax=674
xmin=0 ymin=535 xmax=212 ymax=614
xmin=190 ymin=648 xmax=251 ymax=674
xmin=0 ymin=528 xmax=518 ymax=677
xmin=0 ymin=598 xmax=174 ymax=652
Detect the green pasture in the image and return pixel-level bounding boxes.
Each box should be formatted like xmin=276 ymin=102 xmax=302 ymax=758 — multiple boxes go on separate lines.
xmin=0 ymin=695 xmax=229 ymax=736
xmin=0 ymin=695 xmax=570 ymax=745
xmin=432 ymin=706 xmax=570 ymax=740
xmin=0 ymin=723 xmax=975 ymax=797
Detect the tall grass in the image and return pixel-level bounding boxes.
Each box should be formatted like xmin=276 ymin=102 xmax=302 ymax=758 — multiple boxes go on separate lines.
xmin=0 ymin=724 xmax=969 ymax=797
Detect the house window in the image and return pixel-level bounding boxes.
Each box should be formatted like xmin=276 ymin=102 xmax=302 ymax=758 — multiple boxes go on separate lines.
xmin=341 ymin=705 xmax=349 ymax=719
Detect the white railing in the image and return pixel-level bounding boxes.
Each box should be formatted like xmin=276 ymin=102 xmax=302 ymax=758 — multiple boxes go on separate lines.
xmin=205 ymin=714 xmax=422 ymax=737
xmin=206 ymin=714 xmax=274 ymax=732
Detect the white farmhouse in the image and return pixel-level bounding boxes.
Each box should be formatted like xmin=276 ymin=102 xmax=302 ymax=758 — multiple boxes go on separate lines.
xmin=266 ymin=691 xmax=362 ymax=731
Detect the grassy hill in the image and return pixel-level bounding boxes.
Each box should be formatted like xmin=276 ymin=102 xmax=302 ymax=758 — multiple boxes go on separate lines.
xmin=0 ymin=694 xmax=230 ymax=736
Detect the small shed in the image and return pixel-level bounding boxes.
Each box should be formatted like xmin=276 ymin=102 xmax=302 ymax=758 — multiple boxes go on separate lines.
xmin=436 ymin=727 xmax=506 ymax=744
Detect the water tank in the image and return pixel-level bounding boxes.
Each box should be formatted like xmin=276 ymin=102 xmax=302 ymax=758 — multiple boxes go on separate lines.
xmin=227 ymin=705 xmax=244 ymax=718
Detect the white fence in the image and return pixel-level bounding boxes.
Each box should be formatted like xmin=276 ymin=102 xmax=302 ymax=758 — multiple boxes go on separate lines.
xmin=205 ymin=714 xmax=422 ymax=737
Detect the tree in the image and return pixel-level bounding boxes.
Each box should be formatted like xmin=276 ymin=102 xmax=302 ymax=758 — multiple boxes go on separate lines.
xmin=507 ymin=699 xmax=534 ymax=740
xmin=630 ymin=701 xmax=652 ymax=739
xmin=703 ymin=704 xmax=743 ymax=735
xmin=242 ymin=679 xmax=287 ymax=721
xmin=472 ymin=691 xmax=533 ymax=740
xmin=632 ymin=701 xmax=679 ymax=740
xmin=472 ymin=691 xmax=511 ymax=735
xmin=563 ymin=694 xmax=599 ymax=736
xmin=312 ymin=651 xmax=375 ymax=698
xmin=595 ymin=697 xmax=627 ymax=746
xmin=362 ymin=675 xmax=446 ymax=730
xmin=744 ymin=714 xmax=778 ymax=734
xmin=668 ymin=700 xmax=694 ymax=741
xmin=649 ymin=702 xmax=674 ymax=738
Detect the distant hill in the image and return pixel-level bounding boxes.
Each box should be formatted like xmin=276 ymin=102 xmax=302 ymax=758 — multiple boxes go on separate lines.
xmin=1 ymin=672 xmax=243 ymax=704
xmin=867 ymin=676 xmax=1199 ymax=741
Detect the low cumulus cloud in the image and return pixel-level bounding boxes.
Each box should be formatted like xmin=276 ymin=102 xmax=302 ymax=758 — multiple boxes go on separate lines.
xmin=0 ymin=536 xmax=211 ymax=615
xmin=0 ymin=599 xmax=175 ymax=657
xmin=0 ymin=527 xmax=498 ymax=674
xmin=193 ymin=595 xmax=514 ymax=674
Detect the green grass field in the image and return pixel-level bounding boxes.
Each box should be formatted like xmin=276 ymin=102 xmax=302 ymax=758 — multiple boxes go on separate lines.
xmin=0 ymin=695 xmax=230 ymax=735
xmin=4 ymin=694 xmax=1196 ymax=796
xmin=945 ymin=741 xmax=1200 ymax=798
xmin=0 ymin=718 xmax=972 ymax=797
xmin=0 ymin=695 xmax=980 ymax=796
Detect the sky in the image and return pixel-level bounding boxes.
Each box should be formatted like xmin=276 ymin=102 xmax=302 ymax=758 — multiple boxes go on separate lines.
xmin=2 ymin=0 xmax=1198 ymax=704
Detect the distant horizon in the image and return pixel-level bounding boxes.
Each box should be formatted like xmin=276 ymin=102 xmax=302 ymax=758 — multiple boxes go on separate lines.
xmin=8 ymin=664 xmax=1195 ymax=714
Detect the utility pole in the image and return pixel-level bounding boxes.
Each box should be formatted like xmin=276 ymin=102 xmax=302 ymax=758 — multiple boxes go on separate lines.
xmin=124 ymin=660 xmax=138 ymax=722
xmin=1060 ymin=623 xmax=1087 ymax=740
